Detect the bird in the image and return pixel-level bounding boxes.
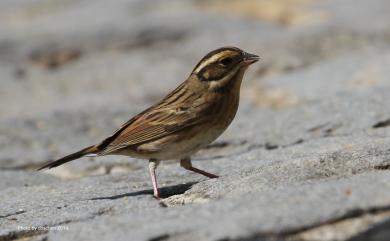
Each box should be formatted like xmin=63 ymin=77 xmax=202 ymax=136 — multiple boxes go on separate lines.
xmin=38 ymin=46 xmax=259 ymax=198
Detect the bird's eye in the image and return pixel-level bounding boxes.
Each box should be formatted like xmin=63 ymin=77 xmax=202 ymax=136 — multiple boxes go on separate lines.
xmin=219 ymin=57 xmax=232 ymax=66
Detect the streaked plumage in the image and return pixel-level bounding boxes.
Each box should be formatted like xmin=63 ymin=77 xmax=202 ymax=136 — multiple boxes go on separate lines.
xmin=39 ymin=46 xmax=259 ymax=198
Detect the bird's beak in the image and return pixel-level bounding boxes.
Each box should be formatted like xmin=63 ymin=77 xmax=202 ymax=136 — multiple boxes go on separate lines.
xmin=242 ymin=52 xmax=260 ymax=65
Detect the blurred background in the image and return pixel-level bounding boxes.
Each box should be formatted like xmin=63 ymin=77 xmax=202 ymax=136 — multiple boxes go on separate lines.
xmin=1 ymin=1 xmax=390 ymax=241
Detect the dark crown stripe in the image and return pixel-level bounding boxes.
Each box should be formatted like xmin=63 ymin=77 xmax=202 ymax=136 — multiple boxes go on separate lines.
xmin=192 ymin=46 xmax=242 ymax=73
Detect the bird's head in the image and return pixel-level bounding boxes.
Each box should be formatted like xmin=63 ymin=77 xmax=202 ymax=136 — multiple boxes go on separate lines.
xmin=191 ymin=46 xmax=259 ymax=92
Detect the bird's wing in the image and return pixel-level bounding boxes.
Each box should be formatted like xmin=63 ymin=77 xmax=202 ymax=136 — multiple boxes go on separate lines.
xmin=97 ymin=105 xmax=205 ymax=155
xmin=96 ymin=78 xmax=215 ymax=155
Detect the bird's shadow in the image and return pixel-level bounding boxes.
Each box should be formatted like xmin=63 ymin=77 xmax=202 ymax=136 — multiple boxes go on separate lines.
xmin=89 ymin=181 xmax=198 ymax=200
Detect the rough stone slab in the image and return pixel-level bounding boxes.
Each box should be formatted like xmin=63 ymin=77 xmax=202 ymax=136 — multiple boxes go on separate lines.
xmin=45 ymin=171 xmax=390 ymax=241
xmin=0 ymin=171 xmax=60 ymax=190
xmin=1 ymin=0 xmax=390 ymax=240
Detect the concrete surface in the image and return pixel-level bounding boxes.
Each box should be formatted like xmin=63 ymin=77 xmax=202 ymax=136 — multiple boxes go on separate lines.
xmin=1 ymin=0 xmax=390 ymax=241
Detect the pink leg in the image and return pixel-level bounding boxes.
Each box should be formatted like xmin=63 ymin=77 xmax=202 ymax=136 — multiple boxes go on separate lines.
xmin=180 ymin=158 xmax=218 ymax=179
xmin=148 ymin=159 xmax=161 ymax=198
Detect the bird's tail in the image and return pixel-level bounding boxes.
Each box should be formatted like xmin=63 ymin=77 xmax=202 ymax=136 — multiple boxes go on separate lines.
xmin=37 ymin=145 xmax=98 ymax=170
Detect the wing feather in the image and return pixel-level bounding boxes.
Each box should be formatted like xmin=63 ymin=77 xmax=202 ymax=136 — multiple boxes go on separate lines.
xmin=97 ymin=82 xmax=212 ymax=155
xmin=99 ymin=108 xmax=202 ymax=154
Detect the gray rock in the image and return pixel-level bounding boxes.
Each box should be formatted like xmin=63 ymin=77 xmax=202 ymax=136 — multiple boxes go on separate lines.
xmin=1 ymin=0 xmax=390 ymax=240
xmin=0 ymin=171 xmax=60 ymax=190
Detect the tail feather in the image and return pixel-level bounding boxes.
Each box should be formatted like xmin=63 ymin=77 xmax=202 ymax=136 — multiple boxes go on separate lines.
xmin=38 ymin=145 xmax=98 ymax=170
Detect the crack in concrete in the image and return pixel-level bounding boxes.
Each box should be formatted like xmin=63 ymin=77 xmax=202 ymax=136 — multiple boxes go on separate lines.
xmin=0 ymin=229 xmax=47 ymax=241
xmin=373 ymin=119 xmax=390 ymax=129
xmin=0 ymin=210 xmax=26 ymax=219
xmin=220 ymin=206 xmax=390 ymax=241
xmin=148 ymin=234 xmax=171 ymax=241
xmin=346 ymin=217 xmax=390 ymax=241
xmin=374 ymin=164 xmax=390 ymax=170
xmin=284 ymin=207 xmax=390 ymax=240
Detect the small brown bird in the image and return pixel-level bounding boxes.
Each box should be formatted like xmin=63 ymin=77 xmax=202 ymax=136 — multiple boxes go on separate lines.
xmin=39 ymin=46 xmax=259 ymax=198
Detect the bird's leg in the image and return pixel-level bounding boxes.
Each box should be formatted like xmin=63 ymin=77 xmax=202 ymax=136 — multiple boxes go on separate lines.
xmin=180 ymin=158 xmax=218 ymax=178
xmin=148 ymin=159 xmax=161 ymax=198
